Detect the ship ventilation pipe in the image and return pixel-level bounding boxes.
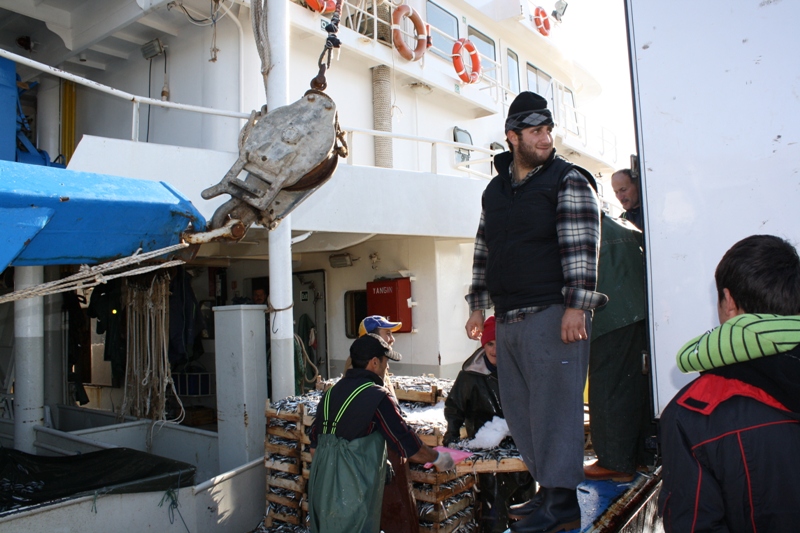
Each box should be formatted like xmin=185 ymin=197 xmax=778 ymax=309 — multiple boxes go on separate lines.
xmin=43 ymin=266 xmax=64 ymax=408
xmin=372 ymin=65 xmax=393 ymax=168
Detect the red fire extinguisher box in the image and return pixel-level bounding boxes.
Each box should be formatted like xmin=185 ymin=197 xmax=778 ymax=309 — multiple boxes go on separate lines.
xmin=366 ymin=278 xmax=412 ymax=333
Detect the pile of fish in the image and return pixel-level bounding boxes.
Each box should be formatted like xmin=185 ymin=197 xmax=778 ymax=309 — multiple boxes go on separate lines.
xmin=392 ymin=375 xmax=453 ymax=398
xmin=454 ymin=436 xmax=523 ymax=463
xmin=269 ymin=486 xmax=301 ymax=502
xmin=419 ymin=508 xmax=477 ymax=532
xmin=0 ymin=478 xmax=45 ymax=511
xmin=401 ymin=410 xmax=447 ymax=438
xmin=270 ymin=390 xmax=325 ymax=418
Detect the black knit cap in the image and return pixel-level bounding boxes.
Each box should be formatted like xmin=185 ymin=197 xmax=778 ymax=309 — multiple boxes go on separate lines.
xmin=505 ymin=91 xmax=553 ymax=133
xmin=350 ymin=334 xmax=402 ymax=363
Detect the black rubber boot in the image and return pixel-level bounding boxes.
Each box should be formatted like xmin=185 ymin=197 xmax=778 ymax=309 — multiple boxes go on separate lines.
xmin=507 ymin=487 xmax=546 ymax=521
xmin=510 ymin=488 xmax=581 ymax=533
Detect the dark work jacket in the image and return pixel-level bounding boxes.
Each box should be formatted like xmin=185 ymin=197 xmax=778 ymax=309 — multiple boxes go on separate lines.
xmin=622 ymin=206 xmax=643 ymax=232
xmin=483 ymin=150 xmax=596 ymax=313
xmin=312 ymin=369 xmax=389 ymax=442
xmin=591 ymin=214 xmax=646 ymax=339
xmin=658 ymin=348 xmax=800 ymax=532
xmin=443 ymin=348 xmax=503 ymax=445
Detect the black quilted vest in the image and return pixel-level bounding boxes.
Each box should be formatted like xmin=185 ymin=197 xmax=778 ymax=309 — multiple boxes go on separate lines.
xmin=483 ymin=150 xmax=594 ymax=313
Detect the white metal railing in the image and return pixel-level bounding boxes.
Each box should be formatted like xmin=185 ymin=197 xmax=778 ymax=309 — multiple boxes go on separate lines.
xmin=0 ymin=49 xmax=251 ymax=142
xmin=338 ymin=0 xmax=392 ymax=44
xmin=345 ymin=126 xmax=499 ymax=179
xmin=550 ymin=79 xmax=617 ymax=165
xmin=2 ymin=47 xmax=496 ymax=178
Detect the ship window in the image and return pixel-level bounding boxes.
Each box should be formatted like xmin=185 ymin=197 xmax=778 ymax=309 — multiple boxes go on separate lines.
xmin=526 ymin=63 xmax=554 ymax=109
xmin=467 ymin=26 xmax=496 ymax=80
xmin=344 ymin=290 xmax=368 ymax=339
xmin=562 ymin=86 xmax=580 ymax=135
xmin=453 ymin=126 xmax=473 ymax=163
xmin=426 ymin=1 xmax=458 ymax=61
xmin=507 ymin=49 xmax=520 ymax=94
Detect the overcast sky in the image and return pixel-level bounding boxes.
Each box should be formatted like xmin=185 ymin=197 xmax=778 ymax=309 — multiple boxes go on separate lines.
xmin=553 ymin=0 xmax=637 ymax=166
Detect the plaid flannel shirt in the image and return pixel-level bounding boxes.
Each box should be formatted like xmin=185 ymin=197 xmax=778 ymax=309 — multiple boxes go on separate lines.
xmin=466 ymin=162 xmax=608 ymax=323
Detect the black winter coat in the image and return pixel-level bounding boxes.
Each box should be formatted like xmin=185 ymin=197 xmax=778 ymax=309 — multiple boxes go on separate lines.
xmin=443 ymin=348 xmax=502 ymax=445
xmin=658 ymin=348 xmax=800 ymax=532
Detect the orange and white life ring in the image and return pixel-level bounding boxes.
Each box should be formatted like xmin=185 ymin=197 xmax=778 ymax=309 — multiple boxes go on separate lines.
xmin=452 ymin=38 xmax=481 ymax=84
xmin=307 ymin=0 xmax=336 ymax=14
xmin=392 ymin=5 xmax=428 ymax=62
xmin=534 ymin=6 xmax=551 ymax=36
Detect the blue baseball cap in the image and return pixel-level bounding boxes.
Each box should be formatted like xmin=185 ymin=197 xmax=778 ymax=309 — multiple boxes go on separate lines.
xmin=358 ymin=315 xmax=402 ymax=337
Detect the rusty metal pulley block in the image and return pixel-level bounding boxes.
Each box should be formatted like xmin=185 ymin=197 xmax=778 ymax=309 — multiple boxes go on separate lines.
xmin=201 ymin=90 xmax=347 ymax=232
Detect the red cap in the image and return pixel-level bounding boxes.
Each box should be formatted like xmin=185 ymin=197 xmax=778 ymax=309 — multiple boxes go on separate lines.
xmin=481 ymin=316 xmax=496 ymax=346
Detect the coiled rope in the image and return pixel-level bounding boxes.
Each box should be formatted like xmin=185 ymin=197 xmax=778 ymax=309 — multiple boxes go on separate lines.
xmin=121 ymin=273 xmax=185 ymax=427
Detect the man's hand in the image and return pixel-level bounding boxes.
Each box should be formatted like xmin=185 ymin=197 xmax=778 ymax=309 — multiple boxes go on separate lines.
xmin=431 ymin=451 xmax=456 ymax=471
xmin=561 ymin=308 xmax=587 ymax=344
xmin=465 ymin=310 xmax=485 ymax=340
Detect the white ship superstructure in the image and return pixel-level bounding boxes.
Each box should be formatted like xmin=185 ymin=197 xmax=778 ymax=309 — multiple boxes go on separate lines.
xmin=0 ymin=0 xmax=625 ymax=529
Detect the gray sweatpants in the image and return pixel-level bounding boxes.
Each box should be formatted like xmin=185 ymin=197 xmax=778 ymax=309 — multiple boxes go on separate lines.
xmin=496 ymin=305 xmax=590 ymax=490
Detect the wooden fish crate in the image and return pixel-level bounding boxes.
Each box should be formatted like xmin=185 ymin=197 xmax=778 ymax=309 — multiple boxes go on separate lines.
xmin=265 ymin=400 xmax=308 ymax=528
xmin=417 ymin=492 xmax=473 ymax=522
xmin=419 ymin=507 xmax=475 ymax=533
xmin=264 ymin=510 xmax=301 ymax=527
xmin=394 ymin=385 xmax=439 ymax=404
xmin=413 ymin=427 xmax=444 ymax=448
xmin=412 ymin=466 xmax=476 ymax=528
xmin=409 ymin=466 xmax=462 ymax=485
xmin=413 ymin=474 xmax=476 ymax=504
xmin=455 ymin=455 xmax=528 ymax=475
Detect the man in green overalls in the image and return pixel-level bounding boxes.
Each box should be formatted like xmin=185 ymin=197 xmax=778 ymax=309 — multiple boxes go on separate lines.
xmin=308 ymin=334 xmax=455 ymax=533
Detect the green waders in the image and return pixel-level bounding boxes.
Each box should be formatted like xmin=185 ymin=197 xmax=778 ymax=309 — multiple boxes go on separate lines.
xmin=309 ymin=384 xmax=387 ymax=533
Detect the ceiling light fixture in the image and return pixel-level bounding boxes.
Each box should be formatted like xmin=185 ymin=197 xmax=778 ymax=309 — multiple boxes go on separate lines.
xmin=141 ymin=38 xmax=165 ymax=60
xmin=329 ymin=253 xmax=355 ymax=268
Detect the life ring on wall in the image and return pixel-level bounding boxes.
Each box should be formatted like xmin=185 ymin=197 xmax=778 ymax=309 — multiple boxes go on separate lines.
xmin=392 ymin=5 xmax=428 ymax=62
xmin=534 ymin=6 xmax=551 ymax=36
xmin=307 ymin=0 xmax=336 ymax=14
xmin=452 ymin=38 xmax=481 ymax=84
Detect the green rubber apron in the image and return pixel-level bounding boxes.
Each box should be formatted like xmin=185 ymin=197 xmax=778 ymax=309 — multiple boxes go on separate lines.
xmin=309 ymin=382 xmax=387 ymax=533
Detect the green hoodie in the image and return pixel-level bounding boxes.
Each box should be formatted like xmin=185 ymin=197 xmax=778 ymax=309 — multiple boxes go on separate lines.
xmin=676 ymin=314 xmax=800 ymax=373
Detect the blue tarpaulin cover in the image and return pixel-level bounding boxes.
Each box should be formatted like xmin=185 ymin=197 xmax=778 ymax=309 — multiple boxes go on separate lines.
xmin=0 ymin=160 xmax=206 ymax=272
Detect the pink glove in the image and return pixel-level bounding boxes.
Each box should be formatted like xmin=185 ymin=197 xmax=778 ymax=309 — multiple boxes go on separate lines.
xmin=424 ymin=446 xmax=473 ymax=469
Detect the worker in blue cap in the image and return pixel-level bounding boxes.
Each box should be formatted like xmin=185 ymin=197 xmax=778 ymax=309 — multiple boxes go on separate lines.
xmin=349 ymin=315 xmax=416 ymax=533
xmin=358 ymin=315 xmax=403 ymax=345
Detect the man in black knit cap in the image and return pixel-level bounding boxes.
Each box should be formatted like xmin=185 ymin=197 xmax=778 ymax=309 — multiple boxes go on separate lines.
xmin=465 ymin=92 xmax=607 ymax=533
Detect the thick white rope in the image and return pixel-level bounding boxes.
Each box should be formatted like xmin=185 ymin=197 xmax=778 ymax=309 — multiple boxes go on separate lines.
xmin=0 ymin=243 xmax=189 ymax=304
xmin=120 ymin=274 xmax=185 ymax=433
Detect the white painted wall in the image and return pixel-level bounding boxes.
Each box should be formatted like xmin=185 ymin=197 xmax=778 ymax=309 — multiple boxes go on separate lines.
xmin=435 ymin=240 xmax=482 ymax=369
xmin=68 ymin=136 xmax=488 ymax=238
xmin=218 ymin=235 xmax=476 ymax=377
xmin=60 ymin=0 xmax=610 ymax=176
xmin=74 ymin=10 xmax=246 ymax=151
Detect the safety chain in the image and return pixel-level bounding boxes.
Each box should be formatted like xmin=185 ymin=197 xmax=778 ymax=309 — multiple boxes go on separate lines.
xmin=311 ymin=0 xmax=345 ymax=91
